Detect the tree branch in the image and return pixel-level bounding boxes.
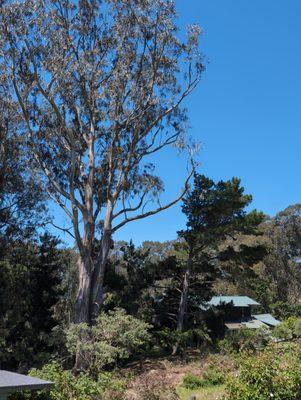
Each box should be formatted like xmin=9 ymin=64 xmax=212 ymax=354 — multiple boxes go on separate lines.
xmin=111 ymin=167 xmax=195 ymax=233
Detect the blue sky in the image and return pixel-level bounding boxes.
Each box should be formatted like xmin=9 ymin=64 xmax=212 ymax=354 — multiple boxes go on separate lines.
xmin=54 ymin=1 xmax=301 ymax=246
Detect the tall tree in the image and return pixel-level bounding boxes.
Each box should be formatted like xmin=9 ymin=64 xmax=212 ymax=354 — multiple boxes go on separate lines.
xmin=261 ymin=204 xmax=301 ymax=303
xmin=0 ymin=0 xmax=203 ymax=323
xmin=174 ymin=175 xmax=265 ymax=339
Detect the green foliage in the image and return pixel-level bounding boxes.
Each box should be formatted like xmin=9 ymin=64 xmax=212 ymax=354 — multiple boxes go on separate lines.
xmin=224 ymin=343 xmax=301 ymax=400
xmin=182 ymin=366 xmax=226 ymax=390
xmin=173 ymin=174 xmax=266 ymax=335
xmin=154 ymin=326 xmax=211 ymax=354
xmin=293 ymin=318 xmax=301 ymax=337
xmin=273 ymin=317 xmax=301 ymax=340
xmin=66 ymin=308 xmax=151 ymax=373
xmin=270 ymin=301 xmax=301 ymax=319
xmin=0 ymin=234 xmax=69 ymax=371
xmin=0 ymin=111 xmax=46 ymax=242
xmin=104 ymin=241 xmax=157 ymax=321
xmin=203 ymin=366 xmax=226 ymax=386
xmin=262 ymin=205 xmax=301 ymax=304
xmin=182 ymin=373 xmax=206 ymax=390
xmin=182 ymin=356 xmax=230 ymax=391
xmin=218 ymin=327 xmax=270 ymax=354
xmin=10 ymin=362 xmax=126 ymax=400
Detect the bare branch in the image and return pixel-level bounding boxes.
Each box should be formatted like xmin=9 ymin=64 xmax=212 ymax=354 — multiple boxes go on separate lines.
xmin=48 ymin=221 xmax=76 ymax=240
xmin=111 ymin=166 xmax=195 ymax=233
xmin=112 ymin=190 xmax=148 ymax=220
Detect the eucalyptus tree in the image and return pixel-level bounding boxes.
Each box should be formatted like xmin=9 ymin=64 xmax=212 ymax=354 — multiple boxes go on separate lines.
xmin=0 ymin=0 xmax=203 ymax=323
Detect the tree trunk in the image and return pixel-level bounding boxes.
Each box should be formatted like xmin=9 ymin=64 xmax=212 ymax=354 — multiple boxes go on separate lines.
xmin=74 ymin=231 xmax=112 ymax=325
xmin=73 ymin=256 xmax=92 ymax=372
xmin=74 ymin=256 xmax=92 ymax=323
xmin=172 ymin=254 xmax=192 ymax=355
xmin=172 ymin=267 xmax=190 ymax=355
xmin=176 ymin=267 xmax=191 ymax=332
xmin=90 ymin=229 xmax=112 ymax=320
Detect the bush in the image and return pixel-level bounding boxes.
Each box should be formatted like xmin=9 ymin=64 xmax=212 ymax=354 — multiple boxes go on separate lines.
xmin=182 ymin=363 xmax=227 ymax=390
xmin=270 ymin=301 xmax=301 ymax=319
xmin=203 ymin=366 xmax=226 ymax=386
xmin=66 ymin=308 xmax=151 ymax=373
xmin=154 ymin=325 xmax=211 ymax=354
xmin=9 ymin=362 xmax=126 ymax=400
xmin=224 ymin=343 xmax=301 ymax=400
xmin=182 ymin=373 xmax=205 ymax=390
xmin=293 ymin=318 xmax=301 ymax=337
xmin=218 ymin=327 xmax=270 ymax=354
xmin=273 ymin=317 xmax=301 ymax=340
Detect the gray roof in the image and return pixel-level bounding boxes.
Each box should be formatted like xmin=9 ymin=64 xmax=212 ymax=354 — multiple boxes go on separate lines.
xmin=207 ymin=296 xmax=260 ymax=307
xmin=0 ymin=371 xmax=52 ymax=393
xmin=225 ymin=319 xmax=267 ymax=330
xmin=243 ymin=319 xmax=267 ymax=329
xmin=252 ymin=313 xmax=281 ymax=327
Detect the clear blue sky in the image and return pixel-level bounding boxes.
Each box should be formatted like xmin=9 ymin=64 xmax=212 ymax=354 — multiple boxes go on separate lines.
xmin=54 ymin=1 xmax=301 ymax=246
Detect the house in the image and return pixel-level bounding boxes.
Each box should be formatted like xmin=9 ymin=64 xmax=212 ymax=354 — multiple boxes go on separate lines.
xmin=204 ymin=295 xmax=280 ymax=331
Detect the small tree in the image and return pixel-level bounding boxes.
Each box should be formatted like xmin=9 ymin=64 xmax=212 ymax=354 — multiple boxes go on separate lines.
xmin=0 ymin=0 xmax=203 ymax=324
xmin=66 ymin=308 xmax=151 ymax=374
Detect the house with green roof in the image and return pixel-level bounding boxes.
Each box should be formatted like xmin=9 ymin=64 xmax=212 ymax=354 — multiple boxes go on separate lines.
xmin=203 ymin=295 xmax=280 ymax=331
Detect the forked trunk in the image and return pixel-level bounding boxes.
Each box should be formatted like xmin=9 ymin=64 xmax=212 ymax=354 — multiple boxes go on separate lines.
xmin=74 ymin=229 xmax=112 ymax=324
xmin=90 ymin=229 xmax=112 ymax=320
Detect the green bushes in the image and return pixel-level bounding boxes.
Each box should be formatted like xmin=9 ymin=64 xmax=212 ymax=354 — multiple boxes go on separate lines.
xmin=182 ymin=373 xmax=206 ymax=390
xmin=182 ymin=360 xmax=228 ymax=390
xmin=202 ymin=366 xmax=226 ymax=386
xmin=273 ymin=317 xmax=301 ymax=340
xmin=224 ymin=343 xmax=301 ymax=400
xmin=270 ymin=301 xmax=301 ymax=319
xmin=154 ymin=325 xmax=211 ymax=355
xmin=10 ymin=362 xmax=126 ymax=400
xmin=218 ymin=327 xmax=270 ymax=354
xmin=182 ymin=369 xmax=225 ymax=390
xmin=66 ymin=308 xmax=151 ymax=374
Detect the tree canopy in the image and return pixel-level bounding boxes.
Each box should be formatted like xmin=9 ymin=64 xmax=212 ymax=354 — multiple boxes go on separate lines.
xmin=0 ymin=0 xmax=203 ymax=324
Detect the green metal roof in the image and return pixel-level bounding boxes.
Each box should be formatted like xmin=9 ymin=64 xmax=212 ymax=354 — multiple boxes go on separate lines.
xmin=207 ymin=296 xmax=260 ymax=307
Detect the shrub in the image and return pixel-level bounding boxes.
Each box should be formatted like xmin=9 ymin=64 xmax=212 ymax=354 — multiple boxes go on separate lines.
xmin=273 ymin=317 xmax=301 ymax=340
xmin=10 ymin=362 xmax=126 ymax=400
xmin=224 ymin=343 xmax=301 ymax=400
xmin=154 ymin=325 xmax=211 ymax=354
xmin=218 ymin=327 xmax=270 ymax=354
xmin=270 ymin=301 xmax=301 ymax=319
xmin=203 ymin=366 xmax=226 ymax=386
xmin=182 ymin=373 xmax=205 ymax=390
xmin=293 ymin=318 xmax=301 ymax=337
xmin=66 ymin=308 xmax=151 ymax=373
